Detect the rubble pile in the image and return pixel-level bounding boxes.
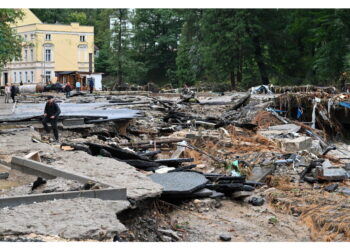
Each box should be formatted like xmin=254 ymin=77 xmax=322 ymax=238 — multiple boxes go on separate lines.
xmin=1 ymin=86 xmax=350 ymax=241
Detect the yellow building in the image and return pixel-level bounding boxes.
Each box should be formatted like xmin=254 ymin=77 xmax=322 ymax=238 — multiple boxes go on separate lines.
xmin=1 ymin=9 xmax=95 ymax=85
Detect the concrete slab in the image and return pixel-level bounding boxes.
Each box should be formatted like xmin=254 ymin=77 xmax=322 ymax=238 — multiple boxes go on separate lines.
xmin=0 ymin=188 xmax=127 ymax=208
xmin=11 ymin=156 xmax=111 ymax=187
xmin=277 ymin=136 xmax=313 ymax=153
xmin=0 ymin=198 xmax=129 ymax=240
xmin=1 ymin=128 xmax=163 ymax=201
xmin=268 ymin=124 xmax=301 ymax=133
xmin=150 ymin=172 xmax=208 ymax=197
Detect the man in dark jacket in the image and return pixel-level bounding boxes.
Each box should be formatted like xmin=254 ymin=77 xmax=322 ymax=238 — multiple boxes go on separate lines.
xmin=10 ymin=83 xmax=17 ymax=103
xmin=42 ymin=96 xmax=61 ymax=141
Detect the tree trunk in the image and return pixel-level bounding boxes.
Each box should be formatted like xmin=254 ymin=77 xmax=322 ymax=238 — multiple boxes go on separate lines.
xmin=117 ymin=12 xmax=123 ymax=85
xmin=237 ymin=49 xmax=243 ymax=83
xmin=230 ymin=71 xmax=236 ymax=90
xmin=252 ymin=35 xmax=269 ymax=85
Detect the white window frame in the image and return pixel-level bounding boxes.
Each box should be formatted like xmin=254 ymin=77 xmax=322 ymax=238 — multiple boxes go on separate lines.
xmin=19 ymin=72 xmax=22 ymax=83
xmin=24 ymin=49 xmax=28 ymax=62
xmin=45 ymin=34 xmax=51 ymax=41
xmin=14 ymin=72 xmax=17 ymax=83
xmin=45 ymin=49 xmax=51 ymax=62
xmin=25 ymin=72 xmax=28 ymax=82
xmin=31 ymin=33 xmax=35 ymax=40
xmin=80 ymin=35 xmax=85 ymax=42
xmin=45 ymin=71 xmax=51 ymax=83
xmin=31 ymin=71 xmax=34 ymax=83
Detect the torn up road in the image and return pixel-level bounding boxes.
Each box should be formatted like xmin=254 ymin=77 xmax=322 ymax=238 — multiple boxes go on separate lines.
xmin=1 ymin=88 xmax=350 ymax=242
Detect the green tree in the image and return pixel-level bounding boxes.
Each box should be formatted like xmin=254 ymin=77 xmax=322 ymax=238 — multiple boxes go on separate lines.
xmin=0 ymin=9 xmax=23 ymax=68
xmin=133 ymin=9 xmax=184 ymax=85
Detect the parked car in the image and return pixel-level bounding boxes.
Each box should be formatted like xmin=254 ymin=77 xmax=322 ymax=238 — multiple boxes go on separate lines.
xmin=43 ymin=82 xmax=64 ymax=92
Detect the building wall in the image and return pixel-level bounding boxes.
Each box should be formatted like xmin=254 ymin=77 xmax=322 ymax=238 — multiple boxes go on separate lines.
xmin=1 ymin=10 xmax=94 ymax=86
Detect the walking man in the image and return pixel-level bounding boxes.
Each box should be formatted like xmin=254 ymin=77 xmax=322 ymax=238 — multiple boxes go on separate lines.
xmin=10 ymin=83 xmax=17 ymax=103
xmin=42 ymin=96 xmax=61 ymax=141
xmin=4 ymin=83 xmax=11 ymax=103
xmin=64 ymin=82 xmax=72 ymax=98
xmin=89 ymin=78 xmax=94 ymax=94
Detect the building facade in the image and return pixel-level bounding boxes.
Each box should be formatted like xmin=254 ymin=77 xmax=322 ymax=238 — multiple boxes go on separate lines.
xmin=1 ymin=9 xmax=95 ymax=86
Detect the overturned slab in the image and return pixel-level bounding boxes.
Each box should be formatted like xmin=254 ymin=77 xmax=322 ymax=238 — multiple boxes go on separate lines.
xmin=0 ymin=188 xmax=127 ymax=208
xmin=150 ymin=172 xmax=208 ymax=198
xmin=11 ymin=156 xmax=111 ymax=187
xmin=0 ymin=198 xmax=129 ymax=240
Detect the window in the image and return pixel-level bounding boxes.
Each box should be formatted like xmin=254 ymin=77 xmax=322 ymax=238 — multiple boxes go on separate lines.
xmin=45 ymin=34 xmax=51 ymax=40
xmin=80 ymin=35 xmax=85 ymax=42
xmin=19 ymin=72 xmax=22 ymax=83
xmin=45 ymin=71 xmax=51 ymax=83
xmin=25 ymin=72 xmax=28 ymax=82
xmin=14 ymin=72 xmax=17 ymax=83
xmin=24 ymin=34 xmax=27 ymax=40
xmin=30 ymin=49 xmax=34 ymax=61
xmin=45 ymin=49 xmax=51 ymax=62
xmin=24 ymin=49 xmax=28 ymax=62
xmin=31 ymin=71 xmax=34 ymax=83
xmin=31 ymin=34 xmax=35 ymax=40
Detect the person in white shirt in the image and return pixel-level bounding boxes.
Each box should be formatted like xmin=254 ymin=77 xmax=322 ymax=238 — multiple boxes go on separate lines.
xmin=4 ymin=83 xmax=11 ymax=103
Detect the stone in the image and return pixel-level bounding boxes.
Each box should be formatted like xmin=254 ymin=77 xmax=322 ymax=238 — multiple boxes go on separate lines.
xmin=158 ymin=229 xmax=180 ymax=241
xmin=249 ymin=197 xmax=265 ymax=206
xmin=0 ymin=172 xmax=9 ymax=180
xmin=219 ymin=234 xmax=232 ymax=241
xmin=150 ymin=172 xmax=208 ymax=198
xmin=338 ymin=187 xmax=350 ymax=196
xmin=324 ymin=183 xmax=338 ymax=192
xmin=277 ymin=137 xmax=313 ymax=153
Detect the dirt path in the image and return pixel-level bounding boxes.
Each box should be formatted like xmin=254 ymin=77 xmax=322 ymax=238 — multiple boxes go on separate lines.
xmin=167 ymin=199 xmax=311 ymax=242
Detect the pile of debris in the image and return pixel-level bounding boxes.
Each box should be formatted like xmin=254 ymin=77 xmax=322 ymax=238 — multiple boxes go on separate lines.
xmin=1 ymin=86 xmax=350 ymax=242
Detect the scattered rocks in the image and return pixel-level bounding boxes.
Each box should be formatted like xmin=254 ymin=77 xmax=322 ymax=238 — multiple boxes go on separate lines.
xmin=158 ymin=229 xmax=180 ymax=241
xmin=219 ymin=234 xmax=232 ymax=241
xmin=248 ymin=197 xmax=265 ymax=206
xmin=0 ymin=172 xmax=9 ymax=180
xmin=324 ymin=183 xmax=339 ymax=192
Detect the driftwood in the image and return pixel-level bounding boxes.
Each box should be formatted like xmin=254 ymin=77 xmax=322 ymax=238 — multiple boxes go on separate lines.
xmin=229 ymin=93 xmax=251 ymax=111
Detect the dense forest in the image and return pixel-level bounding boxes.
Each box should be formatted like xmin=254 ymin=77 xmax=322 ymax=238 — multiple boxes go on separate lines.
xmin=8 ymin=9 xmax=350 ymax=89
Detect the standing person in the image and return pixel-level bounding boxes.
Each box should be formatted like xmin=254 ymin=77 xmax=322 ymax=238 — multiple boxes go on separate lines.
xmin=89 ymin=78 xmax=94 ymax=94
xmin=64 ymin=82 xmax=72 ymax=98
xmin=10 ymin=83 xmax=17 ymax=103
xmin=75 ymin=81 xmax=81 ymax=92
xmin=4 ymin=83 xmax=11 ymax=103
xmin=42 ymin=96 xmax=61 ymax=142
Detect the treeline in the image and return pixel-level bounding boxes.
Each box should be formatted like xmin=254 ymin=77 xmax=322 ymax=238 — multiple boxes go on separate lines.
xmin=31 ymin=9 xmax=350 ymax=89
